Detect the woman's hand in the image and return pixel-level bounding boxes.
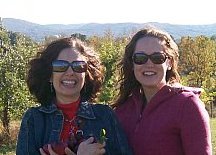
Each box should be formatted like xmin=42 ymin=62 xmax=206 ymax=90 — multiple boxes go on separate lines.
xmin=77 ymin=137 xmax=106 ymax=155
xmin=39 ymin=144 xmax=76 ymax=155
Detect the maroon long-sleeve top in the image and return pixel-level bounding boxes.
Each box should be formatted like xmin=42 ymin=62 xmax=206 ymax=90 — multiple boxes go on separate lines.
xmin=115 ymin=85 xmax=212 ymax=155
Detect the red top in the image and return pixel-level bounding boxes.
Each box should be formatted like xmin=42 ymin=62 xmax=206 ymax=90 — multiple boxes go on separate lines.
xmin=115 ymin=85 xmax=212 ymax=155
xmin=56 ymin=99 xmax=80 ymax=142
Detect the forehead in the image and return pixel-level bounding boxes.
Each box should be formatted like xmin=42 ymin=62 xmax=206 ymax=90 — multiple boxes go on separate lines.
xmin=135 ymin=36 xmax=165 ymax=52
xmin=57 ymin=48 xmax=86 ymax=61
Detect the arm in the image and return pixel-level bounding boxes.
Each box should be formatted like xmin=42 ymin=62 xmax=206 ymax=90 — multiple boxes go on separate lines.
xmin=180 ymin=95 xmax=212 ymax=155
xmin=108 ymin=106 xmax=133 ymax=155
xmin=16 ymin=108 xmax=40 ymax=155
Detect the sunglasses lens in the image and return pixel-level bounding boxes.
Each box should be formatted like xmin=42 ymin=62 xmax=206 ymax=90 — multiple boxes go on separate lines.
xmin=72 ymin=61 xmax=87 ymax=73
xmin=133 ymin=53 xmax=148 ymax=65
xmin=150 ymin=53 xmax=167 ymax=64
xmin=52 ymin=60 xmax=68 ymax=72
xmin=52 ymin=60 xmax=87 ymax=73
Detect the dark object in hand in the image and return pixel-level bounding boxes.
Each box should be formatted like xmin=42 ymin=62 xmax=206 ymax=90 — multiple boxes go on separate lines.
xmin=43 ymin=142 xmax=67 ymax=155
xmin=68 ymin=132 xmax=97 ymax=153
xmin=68 ymin=130 xmax=85 ymax=153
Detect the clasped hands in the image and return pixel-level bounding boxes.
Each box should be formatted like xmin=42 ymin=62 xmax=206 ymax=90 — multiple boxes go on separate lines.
xmin=40 ymin=137 xmax=105 ymax=155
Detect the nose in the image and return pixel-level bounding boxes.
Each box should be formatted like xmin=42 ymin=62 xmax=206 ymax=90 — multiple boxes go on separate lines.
xmin=145 ymin=58 xmax=154 ymax=66
xmin=65 ymin=65 xmax=74 ymax=74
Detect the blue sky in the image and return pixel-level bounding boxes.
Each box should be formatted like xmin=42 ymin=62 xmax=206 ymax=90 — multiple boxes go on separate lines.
xmin=0 ymin=0 xmax=215 ymax=25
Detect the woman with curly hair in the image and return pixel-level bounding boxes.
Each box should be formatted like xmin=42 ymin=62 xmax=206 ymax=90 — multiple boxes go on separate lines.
xmin=16 ymin=37 xmax=132 ymax=155
xmin=114 ymin=28 xmax=212 ymax=155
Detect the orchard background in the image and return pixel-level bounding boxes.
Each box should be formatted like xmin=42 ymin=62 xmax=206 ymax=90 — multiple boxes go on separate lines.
xmin=0 ymin=27 xmax=216 ymax=154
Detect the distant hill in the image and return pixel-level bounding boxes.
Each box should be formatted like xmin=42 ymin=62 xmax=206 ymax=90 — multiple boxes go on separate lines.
xmin=2 ymin=18 xmax=216 ymax=42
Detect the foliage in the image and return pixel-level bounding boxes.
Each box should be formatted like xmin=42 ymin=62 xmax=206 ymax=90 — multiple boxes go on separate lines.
xmin=210 ymin=34 xmax=216 ymax=41
xmin=178 ymin=36 xmax=216 ymax=104
xmin=71 ymin=33 xmax=87 ymax=41
xmin=88 ymin=31 xmax=129 ymax=104
xmin=0 ymin=144 xmax=16 ymax=155
xmin=7 ymin=33 xmax=38 ymax=119
xmin=0 ymin=28 xmax=38 ymax=134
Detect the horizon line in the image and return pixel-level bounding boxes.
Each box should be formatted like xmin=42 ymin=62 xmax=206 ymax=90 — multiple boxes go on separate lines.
xmin=1 ymin=17 xmax=216 ymax=26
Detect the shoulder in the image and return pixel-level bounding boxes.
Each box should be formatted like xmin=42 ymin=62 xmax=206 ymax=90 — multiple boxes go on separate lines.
xmin=91 ymin=103 xmax=113 ymax=113
xmin=19 ymin=107 xmax=41 ymax=126
xmin=90 ymin=103 xmax=115 ymax=118
xmin=171 ymin=87 xmax=208 ymax=116
xmin=21 ymin=106 xmax=47 ymax=121
xmin=181 ymin=91 xmax=206 ymax=112
xmin=114 ymin=93 xmax=138 ymax=114
xmin=170 ymin=87 xmax=204 ymax=107
xmin=169 ymin=85 xmax=202 ymax=101
xmin=22 ymin=107 xmax=39 ymax=117
xmin=157 ymin=86 xmax=206 ymax=116
xmin=175 ymin=87 xmax=203 ymax=104
xmin=171 ymin=83 xmax=203 ymax=97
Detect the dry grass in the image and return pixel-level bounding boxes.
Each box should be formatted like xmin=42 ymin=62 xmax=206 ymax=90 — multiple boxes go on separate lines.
xmin=0 ymin=121 xmax=20 ymax=143
xmin=0 ymin=121 xmax=20 ymax=155
xmin=211 ymin=118 xmax=216 ymax=154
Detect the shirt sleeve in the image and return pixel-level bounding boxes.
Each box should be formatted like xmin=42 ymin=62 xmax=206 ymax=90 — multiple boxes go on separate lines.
xmin=180 ymin=94 xmax=212 ymax=155
xmin=107 ymin=106 xmax=134 ymax=155
xmin=16 ymin=108 xmax=40 ymax=155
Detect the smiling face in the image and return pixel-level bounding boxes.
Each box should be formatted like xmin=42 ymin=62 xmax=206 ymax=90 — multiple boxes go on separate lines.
xmin=51 ymin=48 xmax=86 ymax=104
xmin=133 ymin=36 xmax=171 ymax=92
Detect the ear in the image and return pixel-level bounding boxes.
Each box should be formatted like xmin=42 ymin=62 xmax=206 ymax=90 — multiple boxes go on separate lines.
xmin=166 ymin=59 xmax=172 ymax=70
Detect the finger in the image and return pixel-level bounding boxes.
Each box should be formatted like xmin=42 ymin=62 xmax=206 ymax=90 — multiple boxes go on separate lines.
xmin=96 ymin=142 xmax=106 ymax=148
xmin=65 ymin=147 xmax=76 ymax=155
xmin=101 ymin=141 xmax=106 ymax=147
xmin=48 ymin=144 xmax=57 ymax=155
xmin=98 ymin=148 xmax=106 ymax=155
xmin=93 ymin=142 xmax=105 ymax=149
xmin=83 ymin=137 xmax=95 ymax=144
xmin=94 ymin=147 xmax=106 ymax=155
xmin=39 ymin=148 xmax=47 ymax=155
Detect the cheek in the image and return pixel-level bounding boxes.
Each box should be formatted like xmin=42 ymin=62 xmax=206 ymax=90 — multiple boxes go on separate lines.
xmin=52 ymin=73 xmax=61 ymax=81
xmin=52 ymin=73 xmax=62 ymax=88
xmin=79 ymin=73 xmax=86 ymax=83
xmin=133 ymin=65 xmax=142 ymax=73
xmin=133 ymin=65 xmax=142 ymax=78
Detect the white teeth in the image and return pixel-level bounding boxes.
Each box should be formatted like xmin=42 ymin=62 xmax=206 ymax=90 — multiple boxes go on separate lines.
xmin=62 ymin=80 xmax=76 ymax=85
xmin=143 ymin=72 xmax=155 ymax=76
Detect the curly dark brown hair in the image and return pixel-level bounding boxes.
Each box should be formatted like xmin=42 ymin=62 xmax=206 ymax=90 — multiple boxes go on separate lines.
xmin=113 ymin=28 xmax=180 ymax=107
xmin=27 ymin=37 xmax=104 ymax=105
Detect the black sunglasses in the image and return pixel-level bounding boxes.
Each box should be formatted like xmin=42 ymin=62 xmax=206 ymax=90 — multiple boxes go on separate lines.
xmin=52 ymin=60 xmax=87 ymax=73
xmin=132 ymin=52 xmax=168 ymax=65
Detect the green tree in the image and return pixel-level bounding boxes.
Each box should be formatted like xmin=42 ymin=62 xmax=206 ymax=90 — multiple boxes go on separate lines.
xmin=0 ymin=29 xmax=37 ymax=135
xmin=210 ymin=34 xmax=216 ymax=41
xmin=89 ymin=31 xmax=129 ymax=104
xmin=178 ymin=36 xmax=216 ymax=104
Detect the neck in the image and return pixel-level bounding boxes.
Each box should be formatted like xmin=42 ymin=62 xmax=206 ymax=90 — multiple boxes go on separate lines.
xmin=56 ymin=95 xmax=80 ymax=104
xmin=142 ymin=84 xmax=166 ymax=103
xmin=142 ymin=88 xmax=157 ymax=103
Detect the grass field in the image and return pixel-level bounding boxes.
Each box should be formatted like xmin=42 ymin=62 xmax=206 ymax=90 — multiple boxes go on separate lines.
xmin=211 ymin=118 xmax=216 ymax=154
xmin=0 ymin=118 xmax=216 ymax=155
